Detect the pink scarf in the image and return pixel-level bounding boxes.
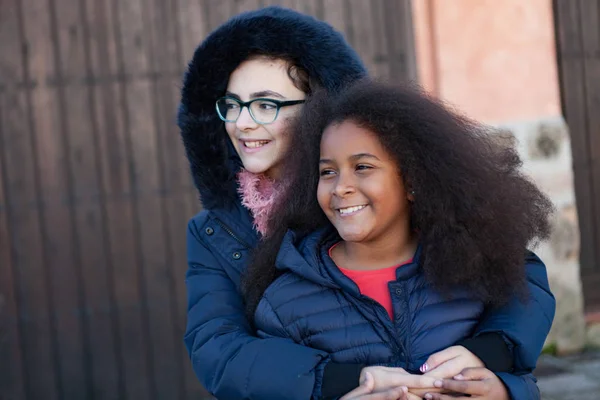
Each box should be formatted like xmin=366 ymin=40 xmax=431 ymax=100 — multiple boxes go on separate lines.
xmin=237 ymin=169 xmax=282 ymax=236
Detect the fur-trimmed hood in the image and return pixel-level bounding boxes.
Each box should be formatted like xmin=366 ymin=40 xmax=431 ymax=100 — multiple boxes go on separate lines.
xmin=177 ymin=6 xmax=367 ymax=209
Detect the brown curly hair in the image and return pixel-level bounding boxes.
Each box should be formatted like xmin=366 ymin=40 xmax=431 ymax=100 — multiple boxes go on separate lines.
xmin=242 ymin=79 xmax=554 ymax=318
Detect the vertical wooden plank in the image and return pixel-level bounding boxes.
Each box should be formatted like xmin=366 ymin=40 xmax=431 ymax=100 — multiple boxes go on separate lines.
xmin=109 ymin=0 xmax=154 ymax=397
xmin=322 ymin=0 xmax=350 ymax=37
xmin=136 ymin=0 xmax=186 ymax=398
xmin=174 ymin=0 xmax=214 ymax=397
xmin=203 ymin=0 xmax=236 ymax=31
xmin=83 ymin=0 xmax=131 ymax=397
xmin=156 ymin=0 xmax=212 ymax=398
xmin=9 ymin=0 xmax=62 ymax=398
xmin=345 ymin=0 xmax=380 ymax=76
xmin=290 ymin=0 xmax=321 ymax=17
xmin=52 ymin=0 xmax=123 ymax=398
xmin=382 ymin=0 xmax=418 ymax=83
xmin=270 ymin=0 xmax=322 ymax=21
xmin=582 ymin=276 xmax=600 ymax=308
xmin=0 ymin=111 xmax=27 ymax=400
xmin=265 ymin=0 xmax=295 ymax=11
xmin=234 ymin=0 xmax=262 ymax=13
xmin=38 ymin=0 xmax=103 ymax=397
xmin=0 ymin=0 xmax=24 ymax=89
xmin=0 ymin=93 xmax=51 ymax=400
xmin=554 ymin=0 xmax=597 ymax=281
xmin=579 ymin=0 xmax=600 ymax=281
xmin=0 ymin=2 xmax=27 ymax=398
xmin=176 ymin=0 xmax=210 ymax=70
xmin=369 ymin=0 xmax=392 ymax=80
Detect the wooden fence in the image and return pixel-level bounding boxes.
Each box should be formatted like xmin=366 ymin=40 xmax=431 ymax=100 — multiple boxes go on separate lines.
xmin=0 ymin=0 xmax=416 ymax=399
xmin=553 ymin=0 xmax=600 ymax=312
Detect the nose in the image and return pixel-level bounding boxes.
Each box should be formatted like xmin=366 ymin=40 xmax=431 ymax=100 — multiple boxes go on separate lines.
xmin=333 ymin=172 xmax=355 ymax=198
xmin=236 ymin=106 xmax=258 ymax=131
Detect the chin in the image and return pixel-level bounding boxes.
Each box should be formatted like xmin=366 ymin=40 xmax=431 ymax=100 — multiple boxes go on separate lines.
xmin=338 ymin=230 xmax=368 ymax=243
xmin=241 ymin=160 xmax=272 ymax=175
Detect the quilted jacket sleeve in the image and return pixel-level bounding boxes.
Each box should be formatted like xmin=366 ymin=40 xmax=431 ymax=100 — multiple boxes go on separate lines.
xmin=184 ymin=219 xmax=329 ymax=400
xmin=472 ymin=251 xmax=556 ymax=372
xmin=497 ymin=372 xmax=540 ymax=400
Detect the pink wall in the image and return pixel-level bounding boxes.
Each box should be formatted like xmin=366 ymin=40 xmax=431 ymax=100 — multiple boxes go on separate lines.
xmin=412 ymin=0 xmax=561 ymax=123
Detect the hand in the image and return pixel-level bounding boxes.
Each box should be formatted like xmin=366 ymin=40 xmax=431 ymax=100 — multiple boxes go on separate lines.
xmin=340 ymin=372 xmax=422 ymax=400
xmin=423 ymin=367 xmax=510 ymax=400
xmin=420 ymin=346 xmax=485 ymax=380
xmin=358 ymin=366 xmax=437 ymax=393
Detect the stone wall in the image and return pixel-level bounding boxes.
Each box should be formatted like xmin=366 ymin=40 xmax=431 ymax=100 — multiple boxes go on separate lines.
xmin=495 ymin=117 xmax=586 ymax=354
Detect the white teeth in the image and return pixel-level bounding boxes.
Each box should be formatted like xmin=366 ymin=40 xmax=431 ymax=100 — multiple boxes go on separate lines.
xmin=244 ymin=140 xmax=269 ymax=148
xmin=338 ymin=205 xmax=366 ymax=215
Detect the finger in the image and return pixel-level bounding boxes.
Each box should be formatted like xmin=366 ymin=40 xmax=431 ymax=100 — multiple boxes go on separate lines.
xmin=423 ymin=356 xmax=464 ymax=379
xmin=421 ymin=346 xmax=462 ymax=373
xmin=384 ymin=373 xmax=437 ymax=389
xmin=406 ymin=392 xmax=423 ymax=400
xmin=408 ymin=387 xmax=443 ymax=398
xmin=360 ymin=371 xmax=376 ymax=389
xmin=435 ymin=378 xmax=487 ymax=395
xmin=341 ymin=373 xmax=375 ymax=400
xmin=454 ymin=367 xmax=494 ymax=381
xmin=353 ymin=386 xmax=408 ymax=400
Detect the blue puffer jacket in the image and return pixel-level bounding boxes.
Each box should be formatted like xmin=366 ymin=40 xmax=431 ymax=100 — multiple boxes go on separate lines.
xmin=180 ymin=6 xmax=555 ymax=400
xmin=255 ymin=228 xmax=552 ymax=399
xmin=186 ymin=200 xmax=554 ymax=399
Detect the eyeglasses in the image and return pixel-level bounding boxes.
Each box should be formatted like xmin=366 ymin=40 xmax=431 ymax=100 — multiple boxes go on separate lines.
xmin=215 ymin=96 xmax=305 ymax=125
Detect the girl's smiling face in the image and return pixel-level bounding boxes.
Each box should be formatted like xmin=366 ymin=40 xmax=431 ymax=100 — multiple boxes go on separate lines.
xmin=225 ymin=57 xmax=306 ymax=180
xmin=317 ymin=120 xmax=413 ymax=244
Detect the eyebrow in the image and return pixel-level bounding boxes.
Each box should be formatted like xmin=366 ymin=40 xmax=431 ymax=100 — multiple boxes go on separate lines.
xmin=319 ymin=153 xmax=380 ymax=164
xmin=250 ymin=90 xmax=285 ymax=99
xmin=350 ymin=153 xmax=380 ymax=161
xmin=225 ymin=90 xmax=286 ymax=100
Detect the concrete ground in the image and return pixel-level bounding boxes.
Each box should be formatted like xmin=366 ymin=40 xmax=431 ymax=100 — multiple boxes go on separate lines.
xmin=536 ymin=350 xmax=600 ymax=400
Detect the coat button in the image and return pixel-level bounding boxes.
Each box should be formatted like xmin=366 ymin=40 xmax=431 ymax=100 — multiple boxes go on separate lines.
xmin=395 ymin=288 xmax=403 ymax=295
xmin=232 ymin=251 xmax=242 ymax=260
xmin=205 ymin=227 xmax=214 ymax=235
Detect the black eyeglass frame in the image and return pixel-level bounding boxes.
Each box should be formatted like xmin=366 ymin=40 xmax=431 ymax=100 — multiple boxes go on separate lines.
xmin=215 ymin=96 xmax=306 ymax=125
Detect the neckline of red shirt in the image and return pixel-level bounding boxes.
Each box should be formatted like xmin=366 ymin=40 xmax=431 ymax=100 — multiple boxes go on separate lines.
xmin=329 ymin=242 xmax=414 ymax=274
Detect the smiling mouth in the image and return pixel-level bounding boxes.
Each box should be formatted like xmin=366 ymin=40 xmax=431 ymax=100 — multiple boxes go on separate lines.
xmin=243 ymin=140 xmax=270 ymax=148
xmin=337 ymin=205 xmax=367 ymax=216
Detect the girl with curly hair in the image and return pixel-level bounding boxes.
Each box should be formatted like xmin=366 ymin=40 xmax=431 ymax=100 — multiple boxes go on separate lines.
xmin=181 ymin=6 xmax=554 ymax=400
xmin=242 ymin=80 xmax=555 ymax=399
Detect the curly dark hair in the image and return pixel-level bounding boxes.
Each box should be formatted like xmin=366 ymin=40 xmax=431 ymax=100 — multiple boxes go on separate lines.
xmin=242 ymin=79 xmax=554 ymax=319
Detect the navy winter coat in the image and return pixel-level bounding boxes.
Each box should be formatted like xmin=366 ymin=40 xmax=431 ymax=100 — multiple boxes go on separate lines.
xmin=179 ymin=6 xmax=555 ymax=400
xmin=185 ymin=200 xmax=554 ymax=399
xmin=256 ymin=228 xmax=553 ymax=399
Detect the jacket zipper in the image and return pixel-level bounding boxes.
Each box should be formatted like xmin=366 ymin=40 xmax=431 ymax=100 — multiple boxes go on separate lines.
xmin=358 ymin=294 xmax=409 ymax=369
xmin=214 ymin=218 xmax=252 ymax=249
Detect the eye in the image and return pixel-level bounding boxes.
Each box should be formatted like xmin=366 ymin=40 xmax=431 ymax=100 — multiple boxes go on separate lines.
xmin=257 ymin=101 xmax=278 ymax=110
xmin=225 ymin=101 xmax=240 ymax=110
xmin=356 ymin=164 xmax=373 ymax=172
xmin=319 ymin=169 xmax=336 ymax=177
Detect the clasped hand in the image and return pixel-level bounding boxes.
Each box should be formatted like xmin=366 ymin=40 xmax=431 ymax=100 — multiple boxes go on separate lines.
xmin=340 ymin=346 xmax=508 ymax=400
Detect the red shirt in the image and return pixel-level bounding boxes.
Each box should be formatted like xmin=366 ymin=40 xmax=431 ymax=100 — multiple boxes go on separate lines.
xmin=330 ymin=243 xmax=413 ymax=319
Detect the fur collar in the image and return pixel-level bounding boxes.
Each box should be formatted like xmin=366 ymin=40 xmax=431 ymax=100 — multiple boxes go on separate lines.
xmin=237 ymin=170 xmax=282 ymax=236
xmin=177 ymin=6 xmax=367 ymax=210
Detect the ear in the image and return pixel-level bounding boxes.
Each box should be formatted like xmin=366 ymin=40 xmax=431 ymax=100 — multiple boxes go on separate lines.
xmin=407 ymin=189 xmax=415 ymax=202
